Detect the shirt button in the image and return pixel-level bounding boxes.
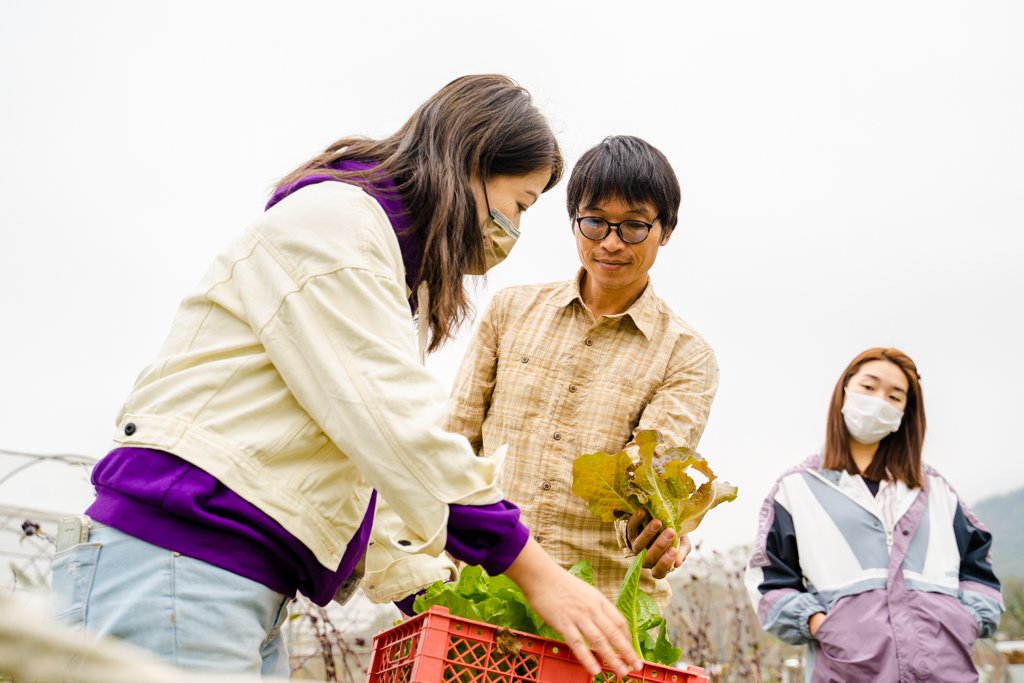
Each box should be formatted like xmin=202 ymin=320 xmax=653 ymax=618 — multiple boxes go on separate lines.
xmin=902 ymin=529 xmax=910 ymax=536
xmin=568 ymin=384 xmax=578 ymax=393
xmin=534 ymin=534 xmax=544 ymax=543
xmin=521 ymin=356 xmax=529 ymax=363
xmin=541 ymin=481 xmax=552 ymax=491
xmin=584 ymin=338 xmax=593 ymax=346
xmin=124 ymin=422 xmax=137 ymax=436
xmin=553 ymin=432 xmax=562 ymax=441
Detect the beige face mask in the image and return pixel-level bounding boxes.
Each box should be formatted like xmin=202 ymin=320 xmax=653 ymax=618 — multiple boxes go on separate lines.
xmin=466 ymin=209 xmax=520 ymax=275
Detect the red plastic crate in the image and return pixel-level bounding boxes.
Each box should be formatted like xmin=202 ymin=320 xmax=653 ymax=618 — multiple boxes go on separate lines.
xmin=367 ymin=605 xmax=708 ymax=683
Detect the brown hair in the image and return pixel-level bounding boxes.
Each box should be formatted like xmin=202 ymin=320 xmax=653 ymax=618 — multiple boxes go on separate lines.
xmin=275 ymin=74 xmax=563 ymax=352
xmin=823 ymin=347 xmax=926 ymax=488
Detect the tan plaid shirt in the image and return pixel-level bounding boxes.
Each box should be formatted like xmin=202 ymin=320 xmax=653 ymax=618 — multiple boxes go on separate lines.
xmin=447 ymin=271 xmax=719 ymax=606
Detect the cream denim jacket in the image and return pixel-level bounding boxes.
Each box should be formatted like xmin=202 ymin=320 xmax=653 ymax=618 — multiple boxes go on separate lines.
xmin=112 ymin=182 xmax=503 ymax=602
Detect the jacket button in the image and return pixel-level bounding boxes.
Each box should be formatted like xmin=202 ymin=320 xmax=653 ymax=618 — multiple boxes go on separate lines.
xmin=398 ymin=539 xmax=411 ymax=546
xmin=584 ymin=338 xmax=593 ymax=346
xmin=541 ymin=482 xmax=552 ymax=491
xmin=553 ymin=432 xmax=562 ymax=441
xmin=521 ymin=356 xmax=529 ymax=363
xmin=534 ymin=534 xmax=543 ymax=543
xmin=568 ymin=384 xmax=578 ymax=393
xmin=124 ymin=423 xmax=137 ymax=436
xmin=902 ymin=529 xmax=910 ymax=536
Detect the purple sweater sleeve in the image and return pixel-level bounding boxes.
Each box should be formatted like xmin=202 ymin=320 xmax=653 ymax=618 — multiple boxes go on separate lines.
xmin=446 ymin=500 xmax=530 ymax=575
xmin=395 ymin=500 xmax=529 ymax=616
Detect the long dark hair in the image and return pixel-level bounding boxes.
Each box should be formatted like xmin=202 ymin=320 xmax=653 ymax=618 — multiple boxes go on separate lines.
xmin=275 ymin=74 xmax=563 ymax=352
xmin=823 ymin=347 xmax=926 ymax=488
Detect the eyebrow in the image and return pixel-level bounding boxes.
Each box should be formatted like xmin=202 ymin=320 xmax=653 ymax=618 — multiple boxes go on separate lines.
xmin=862 ymin=373 xmax=907 ymax=394
xmin=582 ymin=204 xmax=652 ymax=216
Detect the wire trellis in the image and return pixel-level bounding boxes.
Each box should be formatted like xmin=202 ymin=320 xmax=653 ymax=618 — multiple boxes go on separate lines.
xmin=0 ymin=448 xmax=97 ymax=596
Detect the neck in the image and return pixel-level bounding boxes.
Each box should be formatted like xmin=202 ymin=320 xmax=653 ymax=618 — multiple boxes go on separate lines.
xmin=849 ymin=439 xmax=880 ymax=476
xmin=580 ymin=274 xmax=647 ymax=318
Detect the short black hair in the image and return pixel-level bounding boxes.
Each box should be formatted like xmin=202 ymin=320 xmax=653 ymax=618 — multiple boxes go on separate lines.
xmin=566 ymin=135 xmax=681 ymax=231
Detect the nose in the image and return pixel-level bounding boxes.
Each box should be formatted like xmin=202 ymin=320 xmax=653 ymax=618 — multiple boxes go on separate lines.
xmin=600 ymin=229 xmax=627 ymax=250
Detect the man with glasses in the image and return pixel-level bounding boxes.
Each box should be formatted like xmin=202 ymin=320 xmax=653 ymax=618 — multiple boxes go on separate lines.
xmin=444 ymin=136 xmax=719 ymax=608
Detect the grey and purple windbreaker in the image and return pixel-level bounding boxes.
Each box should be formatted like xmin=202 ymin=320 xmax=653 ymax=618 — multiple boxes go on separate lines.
xmin=746 ymin=455 xmax=1003 ymax=682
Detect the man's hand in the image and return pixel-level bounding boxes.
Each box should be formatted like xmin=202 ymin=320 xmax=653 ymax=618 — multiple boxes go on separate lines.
xmin=625 ymin=510 xmax=690 ymax=579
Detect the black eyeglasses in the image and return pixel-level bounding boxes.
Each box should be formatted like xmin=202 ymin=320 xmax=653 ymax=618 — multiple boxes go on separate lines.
xmin=574 ymin=216 xmax=659 ymax=244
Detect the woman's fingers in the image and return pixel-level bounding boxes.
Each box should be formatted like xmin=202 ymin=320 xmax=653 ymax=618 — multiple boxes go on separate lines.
xmin=558 ymin=603 xmax=641 ymax=677
xmin=504 ymin=538 xmax=642 ymax=677
xmin=591 ymin=602 xmax=642 ymax=675
xmin=558 ymin=625 xmax=602 ymax=676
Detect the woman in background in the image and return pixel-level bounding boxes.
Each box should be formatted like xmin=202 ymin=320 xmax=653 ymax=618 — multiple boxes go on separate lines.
xmin=746 ymin=347 xmax=1002 ymax=681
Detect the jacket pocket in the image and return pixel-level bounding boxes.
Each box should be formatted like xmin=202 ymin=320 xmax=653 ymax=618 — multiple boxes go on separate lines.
xmin=905 ymin=591 xmax=979 ymax=680
xmin=50 ymin=543 xmax=102 ymax=629
xmin=811 ymin=591 xmax=897 ymax=681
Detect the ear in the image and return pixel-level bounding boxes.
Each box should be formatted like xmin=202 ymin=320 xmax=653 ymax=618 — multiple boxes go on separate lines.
xmin=659 ymin=226 xmax=674 ymax=246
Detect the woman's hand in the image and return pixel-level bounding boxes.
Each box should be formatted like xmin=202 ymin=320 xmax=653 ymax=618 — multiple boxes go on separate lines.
xmin=626 ymin=510 xmax=690 ymax=579
xmin=503 ymin=537 xmax=642 ymax=677
xmin=809 ymin=612 xmax=826 ymax=637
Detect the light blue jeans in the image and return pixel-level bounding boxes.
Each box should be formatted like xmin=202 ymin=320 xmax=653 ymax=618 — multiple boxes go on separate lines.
xmin=50 ymin=523 xmax=291 ymax=677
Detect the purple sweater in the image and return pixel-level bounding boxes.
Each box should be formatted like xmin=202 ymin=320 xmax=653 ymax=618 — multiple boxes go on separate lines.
xmin=88 ymin=163 xmax=529 ymax=607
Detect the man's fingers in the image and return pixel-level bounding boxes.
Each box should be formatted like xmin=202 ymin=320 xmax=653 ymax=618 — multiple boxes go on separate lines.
xmin=626 ymin=509 xmax=648 ymax=541
xmin=642 ymin=527 xmax=675 ymax=568
xmin=632 ymin=519 xmax=662 ymax=553
xmin=651 ymin=547 xmax=678 ymax=579
xmin=676 ymin=534 xmax=692 ymax=566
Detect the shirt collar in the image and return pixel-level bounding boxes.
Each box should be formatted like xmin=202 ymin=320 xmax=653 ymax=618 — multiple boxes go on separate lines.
xmin=547 ymin=268 xmax=659 ymax=340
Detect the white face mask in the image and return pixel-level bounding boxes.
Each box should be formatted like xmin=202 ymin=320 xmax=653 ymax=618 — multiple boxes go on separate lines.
xmin=466 ymin=209 xmax=520 ymax=275
xmin=842 ymin=389 xmax=904 ymax=445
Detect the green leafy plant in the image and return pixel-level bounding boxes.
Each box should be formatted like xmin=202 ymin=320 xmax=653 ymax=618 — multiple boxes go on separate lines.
xmin=571 ymin=429 xmax=738 ymax=544
xmin=413 ymin=553 xmax=680 ymax=665
xmin=411 ymin=431 xmax=735 ymax=669
xmin=412 ymin=564 xmax=558 ymax=640
xmin=617 ymin=549 xmax=682 ymax=665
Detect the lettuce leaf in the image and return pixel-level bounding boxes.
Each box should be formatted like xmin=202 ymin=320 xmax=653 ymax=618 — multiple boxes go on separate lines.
xmin=413 ymin=554 xmax=682 ymax=666
xmin=413 ymin=561 xmax=595 ymax=640
xmin=572 ymin=429 xmax=738 ymax=542
xmin=616 ymin=550 xmax=681 ymax=665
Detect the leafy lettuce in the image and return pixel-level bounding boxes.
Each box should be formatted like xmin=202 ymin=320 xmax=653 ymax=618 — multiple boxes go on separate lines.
xmin=413 ymin=553 xmax=680 ymax=665
xmin=571 ymin=429 xmax=738 ymax=543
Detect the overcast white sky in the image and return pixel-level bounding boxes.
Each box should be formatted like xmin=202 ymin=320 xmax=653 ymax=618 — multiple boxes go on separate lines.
xmin=1 ymin=1 xmax=1022 ymax=555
